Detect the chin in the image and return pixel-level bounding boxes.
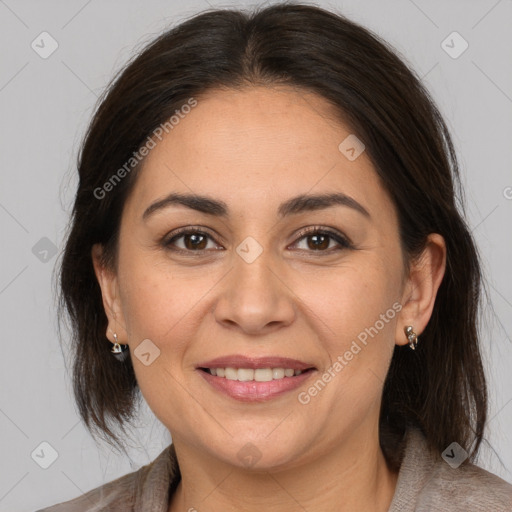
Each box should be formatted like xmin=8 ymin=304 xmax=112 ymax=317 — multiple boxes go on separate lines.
xmin=209 ymin=432 xmax=310 ymax=472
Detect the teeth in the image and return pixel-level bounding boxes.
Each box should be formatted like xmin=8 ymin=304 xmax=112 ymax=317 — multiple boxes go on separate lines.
xmin=206 ymin=367 xmax=306 ymax=380
xmin=254 ymin=368 xmax=273 ymax=382
xmin=237 ymin=368 xmax=254 ymax=381
xmin=272 ymin=368 xmax=285 ymax=379
xmin=225 ymin=367 xmax=238 ymax=380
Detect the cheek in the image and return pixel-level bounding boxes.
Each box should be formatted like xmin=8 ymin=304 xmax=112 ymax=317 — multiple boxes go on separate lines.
xmin=116 ymin=257 xmax=203 ymax=429
xmin=116 ymin=251 xmax=220 ymax=394
xmin=314 ymin=256 xmax=401 ymax=390
xmin=118 ymin=253 xmax=204 ymax=343
xmin=299 ymin=273 xmax=398 ymax=418
xmin=318 ymin=256 xmax=401 ymax=340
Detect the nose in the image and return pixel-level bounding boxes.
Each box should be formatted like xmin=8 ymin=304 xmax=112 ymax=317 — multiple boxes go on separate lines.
xmin=213 ymin=247 xmax=296 ymax=335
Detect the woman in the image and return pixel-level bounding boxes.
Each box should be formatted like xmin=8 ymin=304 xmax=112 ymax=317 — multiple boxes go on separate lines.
xmin=38 ymin=3 xmax=512 ymax=511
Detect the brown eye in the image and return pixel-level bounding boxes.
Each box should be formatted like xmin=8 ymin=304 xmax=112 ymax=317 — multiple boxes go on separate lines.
xmin=306 ymin=233 xmax=331 ymax=250
xmin=293 ymin=228 xmax=352 ymax=252
xmin=182 ymin=233 xmax=208 ymax=250
xmin=163 ymin=229 xmax=221 ymax=252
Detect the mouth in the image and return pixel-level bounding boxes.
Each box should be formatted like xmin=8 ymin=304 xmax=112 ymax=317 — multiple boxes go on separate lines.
xmin=198 ymin=367 xmax=313 ymax=381
xmin=196 ymin=356 xmax=317 ymax=402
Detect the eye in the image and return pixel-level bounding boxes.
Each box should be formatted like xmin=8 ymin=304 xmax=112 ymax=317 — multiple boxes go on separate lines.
xmin=162 ymin=226 xmax=352 ymax=254
xmin=163 ymin=228 xmax=222 ymax=252
xmin=291 ymin=227 xmax=352 ymax=252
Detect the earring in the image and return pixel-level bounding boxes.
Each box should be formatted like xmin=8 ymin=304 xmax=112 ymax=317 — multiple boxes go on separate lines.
xmin=111 ymin=332 xmax=129 ymax=360
xmin=404 ymin=326 xmax=418 ymax=350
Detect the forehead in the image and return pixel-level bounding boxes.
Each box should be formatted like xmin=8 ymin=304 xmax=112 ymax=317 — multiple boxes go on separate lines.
xmin=123 ymin=86 xmax=392 ymax=221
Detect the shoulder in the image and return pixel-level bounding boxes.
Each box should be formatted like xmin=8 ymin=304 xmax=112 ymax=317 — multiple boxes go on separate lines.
xmin=34 ymin=469 xmax=139 ymax=512
xmin=35 ymin=444 xmax=179 ymax=512
xmin=390 ymin=427 xmax=512 ymax=512
xmin=422 ymin=457 xmax=512 ymax=511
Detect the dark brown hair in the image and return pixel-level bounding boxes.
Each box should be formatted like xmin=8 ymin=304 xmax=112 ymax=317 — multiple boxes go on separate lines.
xmin=58 ymin=2 xmax=487 ymax=467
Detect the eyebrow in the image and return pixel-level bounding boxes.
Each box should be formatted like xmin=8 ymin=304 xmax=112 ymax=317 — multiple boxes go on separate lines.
xmin=142 ymin=191 xmax=370 ymax=221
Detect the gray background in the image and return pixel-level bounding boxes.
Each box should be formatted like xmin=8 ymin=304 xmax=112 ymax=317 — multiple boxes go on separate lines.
xmin=0 ymin=0 xmax=511 ymax=510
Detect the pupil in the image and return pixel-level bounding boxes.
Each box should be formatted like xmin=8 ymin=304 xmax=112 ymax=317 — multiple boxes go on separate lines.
xmin=309 ymin=234 xmax=328 ymax=250
xmin=186 ymin=234 xmax=206 ymax=250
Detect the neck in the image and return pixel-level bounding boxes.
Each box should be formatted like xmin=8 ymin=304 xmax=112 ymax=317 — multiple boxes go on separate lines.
xmin=168 ymin=424 xmax=399 ymax=512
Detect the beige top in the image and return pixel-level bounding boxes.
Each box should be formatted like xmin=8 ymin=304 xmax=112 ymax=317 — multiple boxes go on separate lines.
xmin=36 ymin=427 xmax=512 ymax=511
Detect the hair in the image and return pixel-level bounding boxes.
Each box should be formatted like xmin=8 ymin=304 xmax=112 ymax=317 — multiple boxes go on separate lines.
xmin=58 ymin=2 xmax=487 ymax=469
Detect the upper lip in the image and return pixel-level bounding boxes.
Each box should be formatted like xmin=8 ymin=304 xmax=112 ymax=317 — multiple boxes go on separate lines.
xmin=196 ymin=355 xmax=316 ymax=371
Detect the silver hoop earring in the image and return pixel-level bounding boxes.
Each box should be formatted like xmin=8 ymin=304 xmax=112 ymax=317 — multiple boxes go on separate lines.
xmin=404 ymin=326 xmax=418 ymax=350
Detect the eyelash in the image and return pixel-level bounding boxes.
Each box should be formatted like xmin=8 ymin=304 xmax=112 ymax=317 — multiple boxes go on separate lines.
xmin=161 ymin=225 xmax=353 ymax=255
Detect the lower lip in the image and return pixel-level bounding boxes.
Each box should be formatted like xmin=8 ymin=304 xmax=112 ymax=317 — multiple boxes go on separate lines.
xmin=198 ymin=369 xmax=315 ymax=402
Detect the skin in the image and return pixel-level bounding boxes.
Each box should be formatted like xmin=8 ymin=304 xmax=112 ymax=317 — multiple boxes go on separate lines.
xmin=92 ymin=86 xmax=446 ymax=512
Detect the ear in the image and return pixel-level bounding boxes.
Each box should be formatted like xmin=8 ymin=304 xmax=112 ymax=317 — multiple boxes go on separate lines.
xmin=395 ymin=233 xmax=446 ymax=346
xmin=91 ymin=244 xmax=129 ymax=344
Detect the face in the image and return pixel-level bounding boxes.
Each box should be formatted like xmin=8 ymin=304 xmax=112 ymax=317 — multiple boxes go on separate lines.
xmin=93 ymin=86 xmax=437 ymax=471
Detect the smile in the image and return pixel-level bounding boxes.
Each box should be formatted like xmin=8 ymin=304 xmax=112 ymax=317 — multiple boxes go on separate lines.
xmin=201 ymin=367 xmax=306 ymax=381
xmin=196 ymin=356 xmax=317 ymax=402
